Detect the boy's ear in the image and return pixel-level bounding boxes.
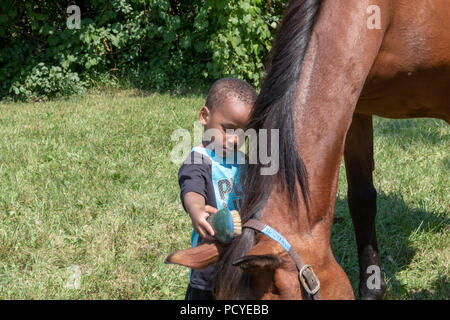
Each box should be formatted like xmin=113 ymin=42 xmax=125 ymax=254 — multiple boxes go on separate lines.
xmin=199 ymin=106 xmax=210 ymax=126
xmin=165 ymin=242 xmax=226 ymax=270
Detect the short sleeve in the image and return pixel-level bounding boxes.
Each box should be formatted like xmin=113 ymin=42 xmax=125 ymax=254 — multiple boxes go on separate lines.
xmin=178 ymin=152 xmax=211 ymax=211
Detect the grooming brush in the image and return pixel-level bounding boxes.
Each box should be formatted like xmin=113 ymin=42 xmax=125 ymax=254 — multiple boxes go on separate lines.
xmin=206 ymin=208 xmax=242 ymax=244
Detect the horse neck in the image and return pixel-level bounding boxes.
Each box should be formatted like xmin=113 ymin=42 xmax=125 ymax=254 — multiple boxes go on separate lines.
xmin=262 ymin=0 xmax=391 ymax=237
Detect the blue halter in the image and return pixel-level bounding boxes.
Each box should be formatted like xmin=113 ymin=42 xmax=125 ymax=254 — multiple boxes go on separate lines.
xmin=243 ymin=219 xmax=322 ymax=299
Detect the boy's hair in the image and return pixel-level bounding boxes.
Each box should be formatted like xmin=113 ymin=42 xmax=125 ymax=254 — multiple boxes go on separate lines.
xmin=205 ymin=77 xmax=258 ymax=112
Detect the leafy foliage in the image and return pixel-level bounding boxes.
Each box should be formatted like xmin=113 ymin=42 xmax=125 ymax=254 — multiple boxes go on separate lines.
xmin=0 ymin=0 xmax=287 ymax=101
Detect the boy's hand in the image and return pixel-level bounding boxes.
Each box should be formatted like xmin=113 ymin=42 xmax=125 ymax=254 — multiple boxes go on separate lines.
xmin=190 ymin=205 xmax=218 ymax=241
xmin=183 ymin=192 xmax=218 ymax=241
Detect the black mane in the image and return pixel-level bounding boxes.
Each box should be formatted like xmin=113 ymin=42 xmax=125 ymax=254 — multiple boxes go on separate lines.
xmin=214 ymin=0 xmax=323 ymax=299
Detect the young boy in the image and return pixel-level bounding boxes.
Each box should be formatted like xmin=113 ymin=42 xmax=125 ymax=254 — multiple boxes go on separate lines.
xmin=178 ymin=78 xmax=257 ymax=300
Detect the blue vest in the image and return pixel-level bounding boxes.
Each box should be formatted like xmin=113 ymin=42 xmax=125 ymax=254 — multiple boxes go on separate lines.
xmin=190 ymin=146 xmax=246 ymax=247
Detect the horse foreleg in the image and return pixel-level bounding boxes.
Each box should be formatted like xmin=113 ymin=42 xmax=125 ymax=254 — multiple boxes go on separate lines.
xmin=344 ymin=113 xmax=386 ymax=300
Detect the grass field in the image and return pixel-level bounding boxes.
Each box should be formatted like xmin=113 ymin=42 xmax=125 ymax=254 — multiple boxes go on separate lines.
xmin=0 ymin=90 xmax=448 ymax=299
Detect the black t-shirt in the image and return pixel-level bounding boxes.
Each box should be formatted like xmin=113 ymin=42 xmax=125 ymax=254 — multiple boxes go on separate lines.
xmin=178 ymin=151 xmax=217 ymax=291
xmin=178 ymin=148 xmax=246 ymax=292
xmin=179 ymin=151 xmax=217 ymax=211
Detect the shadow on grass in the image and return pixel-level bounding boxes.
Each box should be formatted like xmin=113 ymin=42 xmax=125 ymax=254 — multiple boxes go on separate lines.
xmin=441 ymin=156 xmax=450 ymax=171
xmin=331 ymin=191 xmax=449 ymax=300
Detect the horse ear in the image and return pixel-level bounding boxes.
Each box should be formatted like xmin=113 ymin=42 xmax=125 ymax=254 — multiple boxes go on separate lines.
xmin=233 ymin=254 xmax=282 ymax=270
xmin=165 ymin=242 xmax=226 ymax=270
xmin=232 ymin=241 xmax=283 ymax=271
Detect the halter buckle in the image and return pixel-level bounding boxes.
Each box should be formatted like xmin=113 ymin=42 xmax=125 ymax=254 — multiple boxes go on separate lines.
xmin=299 ymin=264 xmax=321 ymax=296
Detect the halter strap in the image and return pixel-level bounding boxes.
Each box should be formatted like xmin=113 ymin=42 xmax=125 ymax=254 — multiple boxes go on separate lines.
xmin=243 ymin=219 xmax=322 ymax=300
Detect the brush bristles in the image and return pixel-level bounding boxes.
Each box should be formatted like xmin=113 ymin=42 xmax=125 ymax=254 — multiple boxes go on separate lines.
xmin=230 ymin=210 xmax=242 ymax=236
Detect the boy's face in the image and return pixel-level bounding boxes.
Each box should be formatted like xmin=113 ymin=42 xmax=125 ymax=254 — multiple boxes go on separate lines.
xmin=199 ymin=98 xmax=252 ymax=157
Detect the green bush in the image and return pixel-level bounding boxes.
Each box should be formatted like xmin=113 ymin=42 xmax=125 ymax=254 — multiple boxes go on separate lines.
xmin=0 ymin=0 xmax=287 ymax=101
xmin=10 ymin=63 xmax=87 ymax=100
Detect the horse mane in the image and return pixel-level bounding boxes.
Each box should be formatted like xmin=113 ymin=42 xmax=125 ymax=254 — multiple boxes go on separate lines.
xmin=213 ymin=0 xmax=323 ymax=299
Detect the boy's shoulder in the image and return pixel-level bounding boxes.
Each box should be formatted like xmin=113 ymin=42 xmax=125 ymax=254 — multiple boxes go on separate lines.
xmin=191 ymin=146 xmax=247 ymax=166
xmin=179 ymin=146 xmax=247 ymax=179
xmin=178 ymin=149 xmax=216 ymax=211
xmin=181 ymin=148 xmax=213 ymax=167
xmin=178 ymin=148 xmax=213 ymax=183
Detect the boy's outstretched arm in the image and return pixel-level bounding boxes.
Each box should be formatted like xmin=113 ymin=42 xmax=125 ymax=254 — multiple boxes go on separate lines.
xmin=183 ymin=192 xmax=217 ymax=241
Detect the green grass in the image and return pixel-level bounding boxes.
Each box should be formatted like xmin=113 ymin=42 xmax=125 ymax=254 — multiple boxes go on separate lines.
xmin=0 ymin=90 xmax=448 ymax=299
xmin=332 ymin=116 xmax=449 ymax=299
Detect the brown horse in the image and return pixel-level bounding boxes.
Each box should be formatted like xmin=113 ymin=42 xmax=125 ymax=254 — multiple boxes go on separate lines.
xmin=166 ymin=0 xmax=450 ymax=299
